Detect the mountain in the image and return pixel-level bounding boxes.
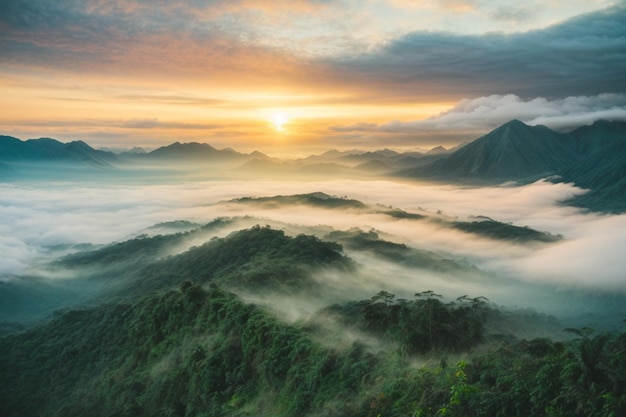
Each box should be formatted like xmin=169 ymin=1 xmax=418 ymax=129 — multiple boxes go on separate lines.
xmin=296 ymin=148 xmax=436 ymax=170
xmin=427 ymin=145 xmax=448 ymax=155
xmin=118 ymin=146 xmax=148 ymax=157
xmin=353 ymin=159 xmax=393 ymax=173
xmin=138 ymin=142 xmax=277 ymax=167
xmin=405 ymin=120 xmax=580 ymax=181
xmin=544 ymin=120 xmax=626 ymax=212
xmin=571 ymin=119 xmax=626 ymax=157
xmin=145 ymin=141 xmax=233 ymax=160
xmin=0 ymin=135 xmax=118 ymax=166
xmin=396 ymin=119 xmax=626 ymax=212
xmin=556 ymin=121 xmax=626 ymax=212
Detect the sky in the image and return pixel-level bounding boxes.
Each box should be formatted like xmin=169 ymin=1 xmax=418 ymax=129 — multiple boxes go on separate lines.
xmin=1 ymin=0 xmax=626 ymax=155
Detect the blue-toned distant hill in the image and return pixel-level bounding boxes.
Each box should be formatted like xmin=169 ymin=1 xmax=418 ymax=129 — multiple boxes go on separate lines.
xmin=140 ymin=141 xmax=269 ymax=162
xmin=0 ymin=135 xmax=118 ymax=166
xmin=3 ymin=119 xmax=625 ymax=211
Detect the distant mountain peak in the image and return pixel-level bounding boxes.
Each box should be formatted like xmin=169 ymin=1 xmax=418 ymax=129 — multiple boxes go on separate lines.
xmin=149 ymin=141 xmax=220 ymax=158
xmin=128 ymin=147 xmax=147 ymax=154
xmin=427 ymin=145 xmax=447 ymax=155
xmin=504 ymin=118 xmax=527 ymax=127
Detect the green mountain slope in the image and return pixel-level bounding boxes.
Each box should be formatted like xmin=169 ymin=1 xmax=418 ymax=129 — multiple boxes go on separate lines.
xmin=399 ymin=119 xmax=626 ymax=213
xmin=450 ymin=219 xmax=562 ymax=243
xmin=0 ymin=286 xmax=379 ymax=417
xmin=225 ymin=192 xmax=558 ymax=243
xmin=558 ymin=143 xmax=626 ymax=213
xmin=1 ymin=284 xmax=624 ymax=417
xmin=405 ymin=120 xmax=580 ymax=181
xmin=571 ymin=120 xmax=626 ymax=156
xmin=59 ymin=225 xmax=353 ymax=300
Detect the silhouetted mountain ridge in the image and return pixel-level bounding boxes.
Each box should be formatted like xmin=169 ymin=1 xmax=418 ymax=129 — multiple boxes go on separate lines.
xmin=0 ymin=135 xmax=118 ymax=166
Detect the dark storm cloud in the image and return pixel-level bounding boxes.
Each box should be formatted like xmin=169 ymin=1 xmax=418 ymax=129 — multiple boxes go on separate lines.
xmin=325 ymin=5 xmax=626 ymax=100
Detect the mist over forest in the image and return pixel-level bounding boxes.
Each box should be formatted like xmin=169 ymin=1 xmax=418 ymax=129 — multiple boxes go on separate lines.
xmin=2 ymin=120 xmax=626 ymax=417
xmin=3 ymin=0 xmax=626 ymax=413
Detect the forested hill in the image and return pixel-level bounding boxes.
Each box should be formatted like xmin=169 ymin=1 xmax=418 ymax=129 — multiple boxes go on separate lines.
xmin=0 ymin=206 xmax=564 ymax=328
xmin=60 ymin=225 xmax=354 ymax=299
xmin=221 ymin=193 xmax=562 ymax=243
xmin=1 ymin=219 xmax=625 ymax=416
xmin=1 ymin=284 xmax=625 ymax=417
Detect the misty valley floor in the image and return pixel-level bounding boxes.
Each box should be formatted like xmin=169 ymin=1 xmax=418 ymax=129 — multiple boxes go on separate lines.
xmin=1 ymin=177 xmax=626 ymax=417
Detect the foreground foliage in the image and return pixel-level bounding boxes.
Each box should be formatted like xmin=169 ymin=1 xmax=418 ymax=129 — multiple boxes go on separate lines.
xmin=1 ymin=283 xmax=624 ymax=417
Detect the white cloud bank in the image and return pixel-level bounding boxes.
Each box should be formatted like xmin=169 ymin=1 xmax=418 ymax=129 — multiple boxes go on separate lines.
xmin=2 ymin=178 xmax=625 ymax=295
xmin=336 ymin=93 xmax=626 ymax=136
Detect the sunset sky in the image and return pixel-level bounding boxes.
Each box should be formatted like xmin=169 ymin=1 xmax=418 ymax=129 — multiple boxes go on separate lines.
xmin=1 ymin=0 xmax=625 ymax=155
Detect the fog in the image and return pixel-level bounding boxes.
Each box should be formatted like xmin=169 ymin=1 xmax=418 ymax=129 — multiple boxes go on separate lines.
xmin=1 ymin=175 xmax=625 ymax=328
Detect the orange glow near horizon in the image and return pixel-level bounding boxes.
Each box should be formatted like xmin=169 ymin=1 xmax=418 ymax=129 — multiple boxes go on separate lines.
xmin=1 ymin=1 xmax=622 ymax=157
xmin=0 ymin=70 xmax=456 ymax=155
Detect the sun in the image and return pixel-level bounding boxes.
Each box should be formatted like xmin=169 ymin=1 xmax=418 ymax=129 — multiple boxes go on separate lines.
xmin=272 ymin=112 xmax=289 ymax=132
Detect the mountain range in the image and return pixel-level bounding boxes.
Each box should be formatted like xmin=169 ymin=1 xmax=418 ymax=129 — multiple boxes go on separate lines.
xmin=0 ymin=136 xmax=119 ymax=166
xmin=1 ymin=119 xmax=625 ymax=211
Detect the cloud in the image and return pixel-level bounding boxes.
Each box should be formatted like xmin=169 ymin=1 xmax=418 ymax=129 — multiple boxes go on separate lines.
xmin=501 ymin=214 xmax=626 ymax=289
xmin=1 ymin=1 xmax=623 ymax=97
xmin=9 ymin=118 xmax=224 ymax=131
xmin=2 ymin=172 xmax=626 ymax=327
xmin=331 ymin=93 xmax=626 ymax=135
xmin=113 ymin=119 xmax=224 ymax=130
xmin=0 ymin=0 xmax=306 ymax=82
xmin=330 ymin=122 xmax=378 ymax=133
xmin=325 ymin=6 xmax=626 ymax=100
xmin=490 ymin=5 xmax=535 ymax=23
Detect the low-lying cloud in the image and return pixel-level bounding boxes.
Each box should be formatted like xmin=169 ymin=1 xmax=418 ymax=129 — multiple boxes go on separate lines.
xmin=332 ymin=93 xmax=626 ymax=136
xmin=2 ymin=176 xmax=624 ymax=295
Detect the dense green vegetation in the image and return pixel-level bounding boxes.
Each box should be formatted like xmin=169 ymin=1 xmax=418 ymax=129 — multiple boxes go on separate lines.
xmin=2 ymin=221 xmax=624 ymax=416
xmin=1 ymin=284 xmax=624 ymax=417
xmin=314 ymin=290 xmax=488 ymax=354
xmin=225 ymin=192 xmax=561 ymax=243
xmin=125 ymin=226 xmax=353 ymax=296
xmin=230 ymin=192 xmax=366 ymax=209
xmin=450 ymin=220 xmax=562 ymax=243
xmin=558 ymin=143 xmax=626 ymax=213
xmin=59 ymin=217 xmax=237 ymax=268
xmin=55 ymin=224 xmax=354 ymax=301
xmin=325 ymin=229 xmax=469 ymax=272
xmin=0 ymin=285 xmax=379 ymax=417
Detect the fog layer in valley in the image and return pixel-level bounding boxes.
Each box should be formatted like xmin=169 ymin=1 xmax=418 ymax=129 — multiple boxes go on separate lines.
xmin=2 ymin=174 xmax=625 ymax=330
